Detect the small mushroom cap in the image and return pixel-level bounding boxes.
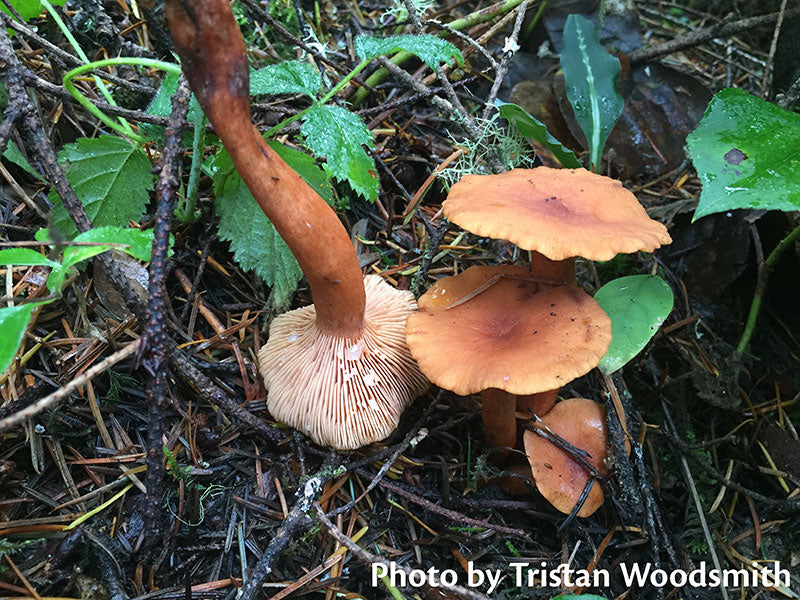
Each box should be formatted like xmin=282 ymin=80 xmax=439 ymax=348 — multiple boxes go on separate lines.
xmin=523 ymin=398 xmax=609 ymax=517
xmin=405 ymin=265 xmax=612 ymax=396
xmin=259 ymin=275 xmax=429 ymax=450
xmin=443 ymin=167 xmax=672 ymax=261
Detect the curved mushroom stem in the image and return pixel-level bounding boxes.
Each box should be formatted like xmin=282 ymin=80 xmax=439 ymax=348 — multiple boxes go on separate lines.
xmin=516 ymin=389 xmax=558 ymax=419
xmin=529 ymin=251 xmax=576 ymax=285
xmin=166 ymin=0 xmax=365 ymax=338
xmin=480 ymin=388 xmax=517 ymax=451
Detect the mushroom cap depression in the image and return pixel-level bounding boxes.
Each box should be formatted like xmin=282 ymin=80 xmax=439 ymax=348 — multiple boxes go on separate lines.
xmin=405 ymin=265 xmax=612 ymax=396
xmin=523 ymin=398 xmax=610 ymax=517
xmin=259 ymin=275 xmax=429 ymax=450
xmin=443 ymin=167 xmax=672 ymax=261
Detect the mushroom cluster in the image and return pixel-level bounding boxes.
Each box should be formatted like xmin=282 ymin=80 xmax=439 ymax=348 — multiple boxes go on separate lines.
xmin=167 ymin=0 xmax=428 ymax=450
xmin=407 ymin=166 xmax=670 ymax=515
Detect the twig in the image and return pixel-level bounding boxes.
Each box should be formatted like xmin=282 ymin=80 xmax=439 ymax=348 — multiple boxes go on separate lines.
xmin=0 ymin=339 xmax=141 ymax=431
xmin=238 ymin=453 xmax=341 ymax=600
xmin=313 ymin=503 xmax=492 ymax=600
xmin=480 ymin=0 xmax=528 ymax=120
xmin=762 ymin=0 xmax=789 ymax=96
xmin=629 ymin=8 xmax=800 ymax=64
xmin=140 ymin=76 xmax=191 ymax=551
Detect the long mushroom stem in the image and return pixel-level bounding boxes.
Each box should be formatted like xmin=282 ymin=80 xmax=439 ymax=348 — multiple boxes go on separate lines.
xmin=166 ymin=0 xmax=365 ymax=337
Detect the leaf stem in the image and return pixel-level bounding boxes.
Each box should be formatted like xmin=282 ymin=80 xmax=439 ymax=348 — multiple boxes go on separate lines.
xmin=263 ymin=59 xmax=371 ymax=138
xmin=736 ymin=220 xmax=800 ymax=356
xmin=39 ymin=0 xmax=136 ymax=137
xmin=63 ymin=58 xmax=183 ymax=144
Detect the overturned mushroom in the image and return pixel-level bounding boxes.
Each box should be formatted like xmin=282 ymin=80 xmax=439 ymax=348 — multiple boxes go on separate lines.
xmin=167 ymin=0 xmax=428 ymax=449
xmin=523 ymin=398 xmax=622 ymax=517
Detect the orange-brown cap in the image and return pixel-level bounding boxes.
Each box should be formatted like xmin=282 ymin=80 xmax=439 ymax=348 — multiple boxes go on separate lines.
xmin=443 ymin=167 xmax=671 ymax=261
xmin=523 ymin=398 xmax=610 ymax=517
xmin=405 ymin=265 xmax=611 ymax=396
xmin=259 ymin=276 xmax=429 ymax=450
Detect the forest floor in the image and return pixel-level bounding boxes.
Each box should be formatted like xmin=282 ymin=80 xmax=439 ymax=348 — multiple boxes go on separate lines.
xmin=1 ymin=0 xmax=799 ymax=599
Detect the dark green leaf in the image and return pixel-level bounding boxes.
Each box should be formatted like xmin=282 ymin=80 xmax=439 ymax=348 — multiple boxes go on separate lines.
xmin=301 ymin=104 xmax=378 ymax=200
xmin=2 ymin=140 xmax=41 ymax=179
xmin=687 ymin=88 xmax=800 ymax=221
xmin=141 ymin=70 xmax=198 ymax=142
xmin=49 ymin=136 xmax=154 ymax=238
xmin=266 ymin=141 xmax=333 ymax=203
xmin=71 ymin=227 xmax=155 ymax=262
xmin=0 ymin=304 xmax=36 ymax=377
xmin=250 ymin=61 xmax=321 ymax=97
xmin=595 ymin=275 xmax=673 ymax=375
xmin=355 ymin=34 xmax=463 ymax=70
xmin=495 ymin=100 xmax=581 ymax=168
xmin=560 ymin=14 xmax=624 ymax=170
xmin=0 ymin=248 xmax=59 ymax=267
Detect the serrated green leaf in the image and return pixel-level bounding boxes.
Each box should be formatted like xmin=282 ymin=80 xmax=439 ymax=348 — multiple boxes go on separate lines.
xmin=213 ymin=141 xmax=334 ymax=308
xmin=49 ymin=136 xmax=153 ymax=239
xmin=687 ymin=88 xmax=800 ymax=221
xmin=250 ymin=61 xmax=321 ymax=97
xmin=495 ymin=100 xmax=581 ymax=168
xmin=141 ymin=71 xmax=199 ymax=143
xmin=301 ymin=104 xmax=378 ymax=200
xmin=560 ymin=14 xmax=624 ymax=171
xmin=0 ymin=304 xmax=36 ymax=377
xmin=595 ymin=275 xmax=673 ymax=375
xmin=355 ymin=34 xmax=463 ymax=70
xmin=0 ymin=248 xmax=59 ymax=267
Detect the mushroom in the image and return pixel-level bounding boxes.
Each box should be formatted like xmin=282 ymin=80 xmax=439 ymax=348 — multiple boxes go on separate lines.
xmin=167 ymin=0 xmax=428 ymax=449
xmin=405 ymin=265 xmax=611 ymax=450
xmin=442 ymin=166 xmax=672 ymax=283
xmin=523 ymin=398 xmax=622 ymax=517
xmin=440 ymin=166 xmax=671 ymax=426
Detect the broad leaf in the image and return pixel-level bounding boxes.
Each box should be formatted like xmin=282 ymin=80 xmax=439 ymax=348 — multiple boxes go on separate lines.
xmin=0 ymin=248 xmax=59 ymax=268
xmin=560 ymin=14 xmax=624 ymax=171
xmin=355 ymin=34 xmax=463 ymax=70
xmin=301 ymin=104 xmax=378 ymax=200
xmin=495 ymin=100 xmax=581 ymax=168
xmin=142 ymin=71 xmax=199 ymax=142
xmin=250 ymin=61 xmax=321 ymax=98
xmin=595 ymin=275 xmax=673 ymax=375
xmin=687 ymin=88 xmax=800 ymax=221
xmin=213 ymin=141 xmax=332 ymax=308
xmin=49 ymin=136 xmax=153 ymax=238
xmin=0 ymin=304 xmax=36 ymax=377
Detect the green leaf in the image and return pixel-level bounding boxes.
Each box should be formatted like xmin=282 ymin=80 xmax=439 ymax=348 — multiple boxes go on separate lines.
xmin=3 ymin=0 xmax=65 ymax=20
xmin=250 ymin=61 xmax=321 ymax=97
xmin=49 ymin=136 xmax=154 ymax=238
xmin=142 ymin=71 xmax=198 ymax=142
xmin=301 ymin=104 xmax=378 ymax=200
xmin=213 ymin=143 xmax=330 ymax=308
xmin=0 ymin=304 xmax=36 ymax=377
xmin=495 ymin=100 xmax=581 ymax=168
xmin=2 ymin=140 xmax=42 ymax=179
xmin=355 ymin=34 xmax=463 ymax=71
xmin=560 ymin=14 xmax=624 ymax=171
xmin=595 ymin=275 xmax=673 ymax=375
xmin=0 ymin=248 xmax=59 ymax=268
xmin=552 ymin=596 xmax=609 ymax=600
xmin=71 ymin=227 xmax=155 ymax=262
xmin=687 ymin=88 xmax=800 ymax=221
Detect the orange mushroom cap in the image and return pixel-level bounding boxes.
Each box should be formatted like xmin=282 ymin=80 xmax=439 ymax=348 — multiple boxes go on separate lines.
xmin=259 ymin=276 xmax=429 ymax=450
xmin=523 ymin=398 xmax=611 ymax=517
xmin=405 ymin=265 xmax=612 ymax=396
xmin=443 ymin=167 xmax=672 ymax=261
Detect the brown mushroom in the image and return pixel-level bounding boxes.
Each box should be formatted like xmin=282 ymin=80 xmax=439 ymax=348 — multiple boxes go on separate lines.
xmin=523 ymin=398 xmax=613 ymax=517
xmin=406 ymin=265 xmax=611 ymax=449
xmin=167 ymin=0 xmax=428 ymax=449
